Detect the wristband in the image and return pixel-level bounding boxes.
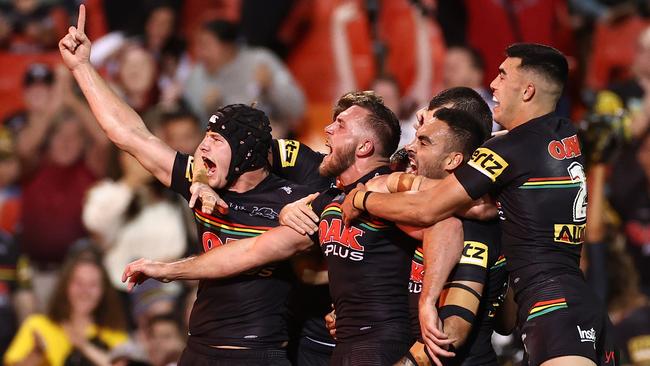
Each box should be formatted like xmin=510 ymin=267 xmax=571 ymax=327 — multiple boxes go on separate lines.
xmin=352 ymin=190 xmax=372 ymax=211
xmin=411 ymin=176 xmax=424 ymax=192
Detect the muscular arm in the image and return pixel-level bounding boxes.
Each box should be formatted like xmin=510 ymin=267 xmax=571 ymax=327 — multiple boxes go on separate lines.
xmin=440 ymin=281 xmax=484 ymax=348
xmin=123 ymin=225 xmax=314 ymax=287
xmin=59 ymin=8 xmax=176 ymax=186
xmin=361 ymin=174 xmax=474 ymax=226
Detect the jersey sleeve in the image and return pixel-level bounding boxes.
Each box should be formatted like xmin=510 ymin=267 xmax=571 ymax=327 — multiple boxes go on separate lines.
xmin=170 ymin=152 xmax=193 ymax=202
xmin=271 ymin=139 xmax=331 ymax=191
xmin=454 ymin=135 xmax=519 ymax=200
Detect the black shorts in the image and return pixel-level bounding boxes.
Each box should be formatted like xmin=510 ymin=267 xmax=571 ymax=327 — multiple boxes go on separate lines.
xmin=330 ymin=340 xmax=411 ymax=366
xmin=178 ymin=341 xmax=291 ymax=366
xmin=295 ymin=336 xmax=334 ymax=366
xmin=516 ymin=274 xmax=618 ymax=366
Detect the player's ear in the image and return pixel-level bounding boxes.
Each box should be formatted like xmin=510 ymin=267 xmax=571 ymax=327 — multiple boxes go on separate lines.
xmin=446 ymin=152 xmax=464 ymax=171
xmin=523 ymin=83 xmax=535 ymax=102
xmin=357 ymin=139 xmax=374 ymax=157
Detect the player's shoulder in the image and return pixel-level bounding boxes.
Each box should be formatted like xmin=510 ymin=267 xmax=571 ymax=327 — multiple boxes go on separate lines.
xmin=273 ymin=139 xmax=324 ymax=167
xmin=262 ymin=173 xmax=318 ymax=202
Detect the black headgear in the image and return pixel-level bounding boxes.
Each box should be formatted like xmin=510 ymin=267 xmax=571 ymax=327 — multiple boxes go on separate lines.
xmin=206 ymin=104 xmax=272 ymax=185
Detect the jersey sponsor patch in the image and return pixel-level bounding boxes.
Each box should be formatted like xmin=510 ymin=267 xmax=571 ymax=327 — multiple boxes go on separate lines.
xmin=467 ymin=147 xmax=508 ymax=182
xmin=278 ymin=139 xmax=300 ymax=168
xmin=554 ymin=224 xmax=585 ymax=245
xmin=185 ymin=155 xmax=194 ymax=182
xmin=547 ymin=135 xmax=582 ymax=160
xmin=460 ymin=241 xmax=488 ymax=268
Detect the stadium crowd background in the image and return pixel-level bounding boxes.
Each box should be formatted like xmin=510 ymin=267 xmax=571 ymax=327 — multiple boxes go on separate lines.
xmin=0 ymin=0 xmax=649 ymax=365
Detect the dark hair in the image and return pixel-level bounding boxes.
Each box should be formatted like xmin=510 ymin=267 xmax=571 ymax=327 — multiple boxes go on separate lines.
xmin=146 ymin=312 xmax=182 ymax=335
xmin=159 ymin=110 xmax=200 ymax=130
xmin=428 ymin=87 xmax=492 ymax=138
xmin=505 ymin=43 xmax=568 ymax=92
xmin=450 ymin=45 xmax=485 ymax=72
xmin=48 ymin=250 xmax=126 ymax=331
xmin=202 ymin=20 xmax=240 ymax=44
xmin=333 ymin=91 xmax=401 ymax=158
xmin=433 ymin=108 xmax=487 ymax=162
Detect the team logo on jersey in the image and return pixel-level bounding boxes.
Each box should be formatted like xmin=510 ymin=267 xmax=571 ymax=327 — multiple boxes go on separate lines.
xmin=250 ymin=207 xmax=279 ymax=220
xmin=280 ymin=186 xmax=292 ymax=194
xmin=467 ymin=148 xmax=508 ymax=182
xmin=460 ymin=241 xmax=489 ymax=267
xmin=278 ymin=139 xmax=300 ymax=167
xmin=320 ymin=218 xmax=365 ymax=261
xmin=554 ymin=224 xmax=585 ymax=245
xmin=548 ymin=135 xmax=582 ymax=160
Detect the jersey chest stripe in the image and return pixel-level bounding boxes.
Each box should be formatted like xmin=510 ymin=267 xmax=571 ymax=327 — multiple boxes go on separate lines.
xmin=194 ymin=210 xmax=273 ymax=231
xmin=195 ymin=215 xmax=268 ymax=235
xmin=321 ymin=205 xmax=389 ymax=231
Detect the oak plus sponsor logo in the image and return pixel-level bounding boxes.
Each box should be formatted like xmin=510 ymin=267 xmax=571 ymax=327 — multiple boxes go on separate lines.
xmin=577 ymin=325 xmax=596 ymax=345
xmin=467 ymin=148 xmax=508 ymax=182
xmin=319 ymin=218 xmax=365 ymax=261
xmin=548 ymin=135 xmax=582 ymax=160
xmin=554 ymin=224 xmax=586 ymax=245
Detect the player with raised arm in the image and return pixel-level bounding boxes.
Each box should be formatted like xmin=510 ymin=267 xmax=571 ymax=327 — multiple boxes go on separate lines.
xmin=59 ymin=7 xmax=316 ymax=365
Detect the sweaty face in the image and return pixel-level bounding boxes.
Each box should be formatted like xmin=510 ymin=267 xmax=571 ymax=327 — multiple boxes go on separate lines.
xmin=67 ymin=263 xmax=103 ymax=317
xmin=195 ymin=132 xmax=232 ymax=188
xmin=405 ymin=118 xmax=454 ymax=179
xmin=319 ymin=106 xmax=368 ymax=177
xmin=489 ymin=57 xmax=525 ymax=128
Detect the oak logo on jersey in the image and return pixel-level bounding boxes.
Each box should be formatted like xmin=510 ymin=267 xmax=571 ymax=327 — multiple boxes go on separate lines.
xmin=468 ymin=148 xmax=508 ymax=182
xmin=460 ymin=241 xmax=488 ymax=268
xmin=319 ymin=218 xmax=365 ymax=261
xmin=554 ymin=224 xmax=585 ymax=245
xmin=548 ymin=135 xmax=582 ymax=160
xmin=202 ymin=232 xmax=236 ymax=252
xmin=278 ymin=139 xmax=300 ymax=167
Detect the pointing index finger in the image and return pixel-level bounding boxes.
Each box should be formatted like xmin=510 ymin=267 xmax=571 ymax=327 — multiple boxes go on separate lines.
xmin=77 ymin=4 xmax=86 ymax=34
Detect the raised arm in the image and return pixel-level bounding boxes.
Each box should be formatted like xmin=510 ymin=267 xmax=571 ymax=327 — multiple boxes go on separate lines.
xmin=58 ymin=5 xmax=176 ymax=186
xmin=122 ymin=225 xmax=313 ymax=290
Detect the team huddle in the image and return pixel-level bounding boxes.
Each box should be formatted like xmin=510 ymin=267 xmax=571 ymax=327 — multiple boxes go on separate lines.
xmin=58 ymin=5 xmax=617 ymax=366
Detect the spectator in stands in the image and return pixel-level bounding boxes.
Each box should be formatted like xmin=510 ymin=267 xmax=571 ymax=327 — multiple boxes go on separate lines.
xmin=82 ymin=145 xmax=186 ymax=295
xmin=183 ymin=20 xmax=305 ymax=136
xmin=157 ymin=111 xmax=202 ymax=155
xmin=16 ymin=64 xmax=109 ymax=310
xmin=3 ymin=249 xmax=128 ymax=366
xmin=0 ymin=0 xmax=66 ymax=52
xmin=442 ymin=45 xmax=498 ymax=131
xmin=0 ymin=127 xmax=20 ymax=235
xmin=111 ymin=44 xmax=159 ymax=114
xmin=371 ymin=75 xmax=418 ymax=148
xmin=608 ymin=242 xmax=650 ymax=366
xmin=144 ymin=313 xmax=184 ymax=366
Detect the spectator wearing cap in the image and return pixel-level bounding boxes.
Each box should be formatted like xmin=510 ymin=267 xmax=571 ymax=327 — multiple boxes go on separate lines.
xmin=183 ymin=20 xmax=305 ymax=137
xmin=13 ymin=63 xmax=110 ymax=311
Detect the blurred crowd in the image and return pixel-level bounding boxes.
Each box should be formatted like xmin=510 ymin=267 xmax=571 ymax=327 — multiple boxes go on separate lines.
xmin=1 ymin=0 xmax=650 ymax=365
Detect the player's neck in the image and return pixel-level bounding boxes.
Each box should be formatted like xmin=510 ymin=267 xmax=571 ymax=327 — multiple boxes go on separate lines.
xmin=507 ymin=103 xmax=555 ymax=130
xmin=228 ymin=168 xmax=269 ymax=193
xmin=337 ymin=157 xmax=388 ymax=187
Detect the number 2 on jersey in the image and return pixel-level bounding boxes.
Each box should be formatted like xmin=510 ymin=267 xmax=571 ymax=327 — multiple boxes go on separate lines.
xmin=567 ymin=162 xmax=587 ymax=221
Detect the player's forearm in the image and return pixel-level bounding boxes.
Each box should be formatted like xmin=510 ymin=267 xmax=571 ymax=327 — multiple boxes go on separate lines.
xmin=419 ymin=218 xmax=464 ymax=307
xmin=367 ymin=176 xmax=466 ymax=226
xmin=165 ymin=227 xmax=310 ymax=280
xmin=71 ymin=63 xmax=148 ymax=152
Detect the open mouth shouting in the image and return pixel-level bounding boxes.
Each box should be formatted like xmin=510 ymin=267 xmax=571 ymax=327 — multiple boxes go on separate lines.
xmin=202 ymin=156 xmax=217 ymax=177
